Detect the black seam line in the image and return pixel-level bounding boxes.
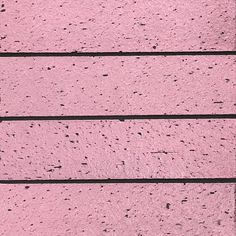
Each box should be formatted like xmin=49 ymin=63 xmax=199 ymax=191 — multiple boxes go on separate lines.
xmin=0 ymin=114 xmax=235 ymax=122
xmin=0 ymin=51 xmax=236 ymax=57
xmin=0 ymin=178 xmax=235 ymax=184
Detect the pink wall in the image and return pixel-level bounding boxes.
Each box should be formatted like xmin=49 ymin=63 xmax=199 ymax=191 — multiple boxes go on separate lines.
xmin=0 ymin=184 xmax=235 ymax=235
xmin=0 ymin=56 xmax=235 ymax=116
xmin=0 ymin=120 xmax=235 ymax=180
xmin=0 ymin=0 xmax=235 ymax=52
xmin=0 ymin=0 xmax=235 ymax=235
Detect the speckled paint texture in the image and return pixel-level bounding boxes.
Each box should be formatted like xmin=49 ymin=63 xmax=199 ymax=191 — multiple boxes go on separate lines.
xmin=0 ymin=184 xmax=235 ymax=236
xmin=0 ymin=0 xmax=235 ymax=235
xmin=0 ymin=0 xmax=235 ymax=52
xmin=0 ymin=56 xmax=235 ymax=116
xmin=0 ymin=119 xmax=235 ymax=180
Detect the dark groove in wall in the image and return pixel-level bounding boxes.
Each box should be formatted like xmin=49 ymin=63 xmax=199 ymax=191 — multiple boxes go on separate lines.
xmin=0 ymin=114 xmax=235 ymax=122
xmin=0 ymin=51 xmax=236 ymax=57
xmin=0 ymin=178 xmax=235 ymax=184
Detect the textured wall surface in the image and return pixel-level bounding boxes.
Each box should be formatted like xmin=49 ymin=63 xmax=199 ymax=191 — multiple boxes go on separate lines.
xmin=0 ymin=56 xmax=235 ymax=116
xmin=0 ymin=120 xmax=235 ymax=180
xmin=0 ymin=0 xmax=235 ymax=52
xmin=0 ymin=184 xmax=235 ymax=236
xmin=0 ymin=0 xmax=235 ymax=235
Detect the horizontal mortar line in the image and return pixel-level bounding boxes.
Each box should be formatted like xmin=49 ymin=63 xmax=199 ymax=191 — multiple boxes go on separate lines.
xmin=0 ymin=178 xmax=235 ymax=184
xmin=0 ymin=51 xmax=236 ymax=57
xmin=0 ymin=114 xmax=236 ymax=122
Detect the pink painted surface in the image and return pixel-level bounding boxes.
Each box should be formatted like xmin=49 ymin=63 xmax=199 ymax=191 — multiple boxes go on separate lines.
xmin=0 ymin=56 xmax=235 ymax=116
xmin=0 ymin=0 xmax=235 ymax=52
xmin=0 ymin=184 xmax=234 ymax=235
xmin=0 ymin=119 xmax=235 ymax=179
xmin=0 ymin=1 xmax=235 ymax=235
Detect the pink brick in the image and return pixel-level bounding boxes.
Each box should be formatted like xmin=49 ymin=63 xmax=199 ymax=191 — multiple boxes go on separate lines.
xmin=0 ymin=0 xmax=235 ymax=52
xmin=0 ymin=56 xmax=235 ymax=116
xmin=0 ymin=119 xmax=235 ymax=179
xmin=0 ymin=183 xmax=234 ymax=235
